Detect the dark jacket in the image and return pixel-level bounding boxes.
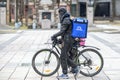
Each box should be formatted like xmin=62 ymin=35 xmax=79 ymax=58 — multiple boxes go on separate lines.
xmin=53 ymin=13 xmax=72 ymax=39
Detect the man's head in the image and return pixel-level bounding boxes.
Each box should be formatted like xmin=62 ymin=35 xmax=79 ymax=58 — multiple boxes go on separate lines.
xmin=58 ymin=7 xmax=67 ymax=17
xmin=58 ymin=7 xmax=67 ymax=22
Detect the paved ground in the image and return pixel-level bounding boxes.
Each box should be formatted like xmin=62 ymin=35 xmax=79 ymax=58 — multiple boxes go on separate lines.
xmin=0 ymin=24 xmax=16 ymax=34
xmin=0 ymin=24 xmax=120 ymax=80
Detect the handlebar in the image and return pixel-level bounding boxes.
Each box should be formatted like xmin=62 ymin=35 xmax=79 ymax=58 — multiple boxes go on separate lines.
xmin=52 ymin=38 xmax=62 ymax=46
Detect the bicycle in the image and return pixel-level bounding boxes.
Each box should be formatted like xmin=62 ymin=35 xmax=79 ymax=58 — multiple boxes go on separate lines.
xmin=32 ymin=38 xmax=104 ymax=78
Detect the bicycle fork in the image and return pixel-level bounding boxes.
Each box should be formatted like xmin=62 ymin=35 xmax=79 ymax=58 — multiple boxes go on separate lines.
xmin=45 ymin=50 xmax=53 ymax=64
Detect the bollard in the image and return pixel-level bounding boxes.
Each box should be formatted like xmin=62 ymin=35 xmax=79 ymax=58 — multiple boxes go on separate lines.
xmin=57 ymin=23 xmax=61 ymax=29
xmin=32 ymin=23 xmax=36 ymax=29
xmin=15 ymin=22 xmax=19 ymax=29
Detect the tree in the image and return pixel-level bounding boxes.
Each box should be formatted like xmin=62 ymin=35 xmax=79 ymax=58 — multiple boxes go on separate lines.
xmin=6 ymin=0 xmax=10 ymax=24
xmin=25 ymin=0 xmax=29 ymax=26
xmin=19 ymin=0 xmax=24 ymax=24
xmin=15 ymin=0 xmax=18 ymax=23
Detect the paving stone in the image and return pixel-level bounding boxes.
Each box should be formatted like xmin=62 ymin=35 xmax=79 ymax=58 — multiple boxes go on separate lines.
xmin=104 ymin=71 xmax=120 ymax=80
xmin=9 ymin=67 xmax=30 ymax=80
xmin=1 ymin=29 xmax=120 ymax=80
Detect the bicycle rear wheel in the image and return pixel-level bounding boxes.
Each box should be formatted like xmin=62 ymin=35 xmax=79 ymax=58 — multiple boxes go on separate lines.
xmin=32 ymin=49 xmax=60 ymax=76
xmin=78 ymin=48 xmax=104 ymax=77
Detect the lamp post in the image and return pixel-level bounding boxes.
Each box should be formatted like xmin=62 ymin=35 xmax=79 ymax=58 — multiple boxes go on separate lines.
xmin=87 ymin=0 xmax=94 ymax=27
xmin=88 ymin=0 xmax=94 ymax=7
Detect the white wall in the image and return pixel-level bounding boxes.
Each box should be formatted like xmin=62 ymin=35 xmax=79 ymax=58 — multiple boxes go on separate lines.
xmin=116 ymin=0 xmax=120 ymax=16
xmin=0 ymin=7 xmax=6 ymax=24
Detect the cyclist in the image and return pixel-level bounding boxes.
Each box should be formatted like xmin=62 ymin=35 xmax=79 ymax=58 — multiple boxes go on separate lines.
xmin=51 ymin=7 xmax=80 ymax=79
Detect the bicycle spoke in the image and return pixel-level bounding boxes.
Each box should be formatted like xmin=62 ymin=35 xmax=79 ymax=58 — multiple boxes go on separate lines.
xmin=41 ymin=53 xmax=47 ymax=74
xmin=78 ymin=48 xmax=104 ymax=77
xmin=32 ymin=49 xmax=60 ymax=76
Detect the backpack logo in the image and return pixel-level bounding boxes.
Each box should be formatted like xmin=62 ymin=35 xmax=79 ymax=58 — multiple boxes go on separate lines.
xmin=76 ymin=26 xmax=82 ymax=31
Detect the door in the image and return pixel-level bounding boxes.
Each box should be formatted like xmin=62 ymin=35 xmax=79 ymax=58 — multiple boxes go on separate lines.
xmin=80 ymin=2 xmax=86 ymax=17
xmin=95 ymin=2 xmax=110 ymax=17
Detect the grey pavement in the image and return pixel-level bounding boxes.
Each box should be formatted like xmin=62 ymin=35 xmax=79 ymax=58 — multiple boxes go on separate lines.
xmin=0 ymin=24 xmax=12 ymax=30
xmin=0 ymin=24 xmax=16 ymax=34
xmin=0 ymin=24 xmax=120 ymax=80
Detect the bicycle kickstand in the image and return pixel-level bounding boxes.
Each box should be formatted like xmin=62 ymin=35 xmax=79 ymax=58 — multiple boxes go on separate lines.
xmin=73 ymin=74 xmax=78 ymax=80
xmin=57 ymin=71 xmax=60 ymax=80
xmin=40 ymin=76 xmax=43 ymax=80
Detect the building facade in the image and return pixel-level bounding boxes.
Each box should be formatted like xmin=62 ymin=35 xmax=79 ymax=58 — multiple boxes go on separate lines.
xmin=71 ymin=0 xmax=120 ymax=20
xmin=9 ymin=0 xmax=35 ymax=22
xmin=1 ymin=0 xmax=120 ymax=25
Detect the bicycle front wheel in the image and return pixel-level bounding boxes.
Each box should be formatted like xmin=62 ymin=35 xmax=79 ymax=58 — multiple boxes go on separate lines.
xmin=78 ymin=48 xmax=104 ymax=77
xmin=32 ymin=49 xmax=60 ymax=76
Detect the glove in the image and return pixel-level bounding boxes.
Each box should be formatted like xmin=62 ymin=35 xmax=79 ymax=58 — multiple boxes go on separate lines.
xmin=75 ymin=38 xmax=80 ymax=41
xmin=51 ymin=35 xmax=57 ymax=41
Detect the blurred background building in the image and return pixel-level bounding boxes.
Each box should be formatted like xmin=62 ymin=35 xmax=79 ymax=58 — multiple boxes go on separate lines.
xmin=0 ymin=0 xmax=120 ymax=28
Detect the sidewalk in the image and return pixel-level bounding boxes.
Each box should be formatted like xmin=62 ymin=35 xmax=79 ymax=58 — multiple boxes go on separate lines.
xmin=0 ymin=23 xmax=120 ymax=34
xmin=88 ymin=23 xmax=120 ymax=33
xmin=0 ymin=28 xmax=120 ymax=80
xmin=88 ymin=32 xmax=120 ymax=80
xmin=0 ymin=24 xmax=16 ymax=34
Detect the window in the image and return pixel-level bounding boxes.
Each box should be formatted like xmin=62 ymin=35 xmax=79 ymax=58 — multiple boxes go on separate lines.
xmin=95 ymin=2 xmax=110 ymax=17
xmin=0 ymin=0 xmax=7 ymax=7
xmin=80 ymin=2 xmax=86 ymax=17
xmin=42 ymin=12 xmax=51 ymax=20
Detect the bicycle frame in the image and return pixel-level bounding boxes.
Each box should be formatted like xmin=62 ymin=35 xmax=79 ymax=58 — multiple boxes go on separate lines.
xmin=32 ymin=39 xmax=103 ymax=78
xmin=46 ymin=39 xmax=101 ymax=69
xmin=44 ymin=42 xmax=61 ymax=64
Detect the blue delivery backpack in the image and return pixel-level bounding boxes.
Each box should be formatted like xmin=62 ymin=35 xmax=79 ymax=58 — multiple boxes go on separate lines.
xmin=71 ymin=18 xmax=88 ymax=38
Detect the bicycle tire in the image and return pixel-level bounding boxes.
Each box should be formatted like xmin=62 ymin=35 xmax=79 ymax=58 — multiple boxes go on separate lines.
xmin=32 ymin=49 xmax=60 ymax=76
xmin=78 ymin=48 xmax=104 ymax=77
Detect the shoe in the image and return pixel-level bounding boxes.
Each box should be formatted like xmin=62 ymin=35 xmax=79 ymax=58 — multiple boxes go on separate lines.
xmin=57 ymin=74 xmax=69 ymax=79
xmin=72 ymin=66 xmax=80 ymax=75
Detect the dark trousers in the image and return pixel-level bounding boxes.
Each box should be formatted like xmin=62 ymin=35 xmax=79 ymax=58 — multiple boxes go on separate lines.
xmin=60 ymin=35 xmax=77 ymax=74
